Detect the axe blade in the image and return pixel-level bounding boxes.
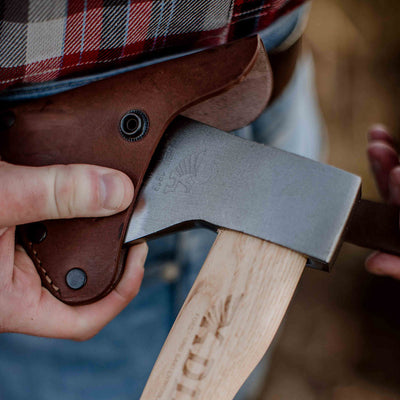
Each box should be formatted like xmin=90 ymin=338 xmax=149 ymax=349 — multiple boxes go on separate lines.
xmin=125 ymin=117 xmax=365 ymax=271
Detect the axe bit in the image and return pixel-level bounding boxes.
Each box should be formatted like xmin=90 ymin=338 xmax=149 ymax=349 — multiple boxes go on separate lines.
xmin=125 ymin=116 xmax=400 ymax=269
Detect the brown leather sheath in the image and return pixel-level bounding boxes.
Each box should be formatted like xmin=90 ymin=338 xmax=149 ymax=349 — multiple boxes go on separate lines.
xmin=0 ymin=36 xmax=275 ymax=305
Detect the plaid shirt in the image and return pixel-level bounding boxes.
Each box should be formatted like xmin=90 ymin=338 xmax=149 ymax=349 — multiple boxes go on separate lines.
xmin=0 ymin=0 xmax=306 ymax=90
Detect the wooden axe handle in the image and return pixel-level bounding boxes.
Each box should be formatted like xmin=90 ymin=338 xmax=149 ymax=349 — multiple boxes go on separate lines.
xmin=140 ymin=230 xmax=306 ymax=400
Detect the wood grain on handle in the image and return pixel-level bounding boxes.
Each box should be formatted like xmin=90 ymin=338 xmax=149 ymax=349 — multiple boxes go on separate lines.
xmin=140 ymin=230 xmax=306 ymax=400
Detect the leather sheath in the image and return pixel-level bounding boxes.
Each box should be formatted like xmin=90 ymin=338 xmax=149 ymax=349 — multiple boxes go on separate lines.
xmin=0 ymin=36 xmax=274 ymax=305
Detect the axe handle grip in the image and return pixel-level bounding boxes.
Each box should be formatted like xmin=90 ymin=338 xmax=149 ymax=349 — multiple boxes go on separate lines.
xmin=140 ymin=229 xmax=306 ymax=400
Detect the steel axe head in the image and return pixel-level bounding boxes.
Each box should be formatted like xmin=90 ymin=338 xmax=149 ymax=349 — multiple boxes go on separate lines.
xmin=124 ymin=117 xmax=369 ymax=271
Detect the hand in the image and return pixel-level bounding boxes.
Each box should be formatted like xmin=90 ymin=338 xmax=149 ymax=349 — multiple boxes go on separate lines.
xmin=0 ymin=161 xmax=147 ymax=340
xmin=365 ymin=124 xmax=400 ymax=279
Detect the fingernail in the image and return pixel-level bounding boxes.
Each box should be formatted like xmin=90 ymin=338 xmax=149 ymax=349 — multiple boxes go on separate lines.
xmin=370 ymin=123 xmax=388 ymax=132
xmin=100 ymin=173 xmax=126 ymax=210
xmin=368 ymin=124 xmax=393 ymax=143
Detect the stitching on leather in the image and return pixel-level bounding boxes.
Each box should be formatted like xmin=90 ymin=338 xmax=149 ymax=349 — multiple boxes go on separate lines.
xmin=28 ymin=242 xmax=60 ymax=293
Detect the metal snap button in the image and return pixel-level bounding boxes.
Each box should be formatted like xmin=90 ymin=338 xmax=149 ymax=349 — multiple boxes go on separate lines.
xmin=66 ymin=268 xmax=87 ymax=290
xmin=120 ymin=110 xmax=149 ymax=141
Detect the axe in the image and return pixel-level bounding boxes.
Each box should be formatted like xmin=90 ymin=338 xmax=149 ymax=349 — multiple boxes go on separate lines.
xmin=1 ymin=36 xmax=400 ymax=399
xmin=130 ymin=117 xmax=399 ymax=400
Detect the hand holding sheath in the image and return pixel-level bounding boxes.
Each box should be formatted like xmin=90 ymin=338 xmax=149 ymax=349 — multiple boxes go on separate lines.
xmin=0 ymin=36 xmax=273 ymax=305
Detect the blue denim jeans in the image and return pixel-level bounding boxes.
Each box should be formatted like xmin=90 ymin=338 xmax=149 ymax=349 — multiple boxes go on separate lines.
xmin=0 ymin=3 xmax=325 ymax=400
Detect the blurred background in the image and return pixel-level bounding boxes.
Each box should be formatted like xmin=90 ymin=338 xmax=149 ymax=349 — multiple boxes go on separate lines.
xmin=259 ymin=0 xmax=400 ymax=399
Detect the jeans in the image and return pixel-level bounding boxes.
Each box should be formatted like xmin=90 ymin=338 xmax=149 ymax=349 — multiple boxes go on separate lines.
xmin=0 ymin=3 xmax=325 ymax=400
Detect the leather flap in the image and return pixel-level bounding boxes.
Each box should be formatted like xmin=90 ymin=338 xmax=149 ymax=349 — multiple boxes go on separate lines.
xmin=0 ymin=36 xmax=272 ymax=305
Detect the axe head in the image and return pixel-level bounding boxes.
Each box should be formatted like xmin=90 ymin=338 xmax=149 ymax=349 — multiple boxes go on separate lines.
xmin=125 ymin=117 xmax=361 ymax=271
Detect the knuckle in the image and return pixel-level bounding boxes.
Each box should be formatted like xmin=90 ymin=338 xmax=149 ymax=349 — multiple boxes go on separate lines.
xmin=127 ymin=278 xmax=141 ymax=300
xmin=72 ymin=330 xmax=96 ymax=342
xmin=116 ymin=266 xmax=144 ymax=302
xmin=133 ymin=267 xmax=145 ymax=296
xmin=51 ymin=165 xmax=75 ymax=218
xmin=131 ymin=283 xmax=141 ymax=299
xmin=70 ymin=318 xmax=98 ymax=342
xmin=51 ymin=165 xmax=100 ymax=218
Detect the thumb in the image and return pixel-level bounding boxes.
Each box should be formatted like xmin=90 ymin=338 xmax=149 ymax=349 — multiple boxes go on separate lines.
xmin=0 ymin=162 xmax=134 ymax=227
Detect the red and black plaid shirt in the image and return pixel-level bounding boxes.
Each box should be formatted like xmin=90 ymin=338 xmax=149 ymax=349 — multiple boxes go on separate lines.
xmin=0 ymin=0 xmax=306 ymax=90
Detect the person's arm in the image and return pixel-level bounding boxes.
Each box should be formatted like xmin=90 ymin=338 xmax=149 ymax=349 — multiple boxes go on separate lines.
xmin=0 ymin=160 xmax=147 ymax=340
xmin=366 ymin=124 xmax=400 ymax=279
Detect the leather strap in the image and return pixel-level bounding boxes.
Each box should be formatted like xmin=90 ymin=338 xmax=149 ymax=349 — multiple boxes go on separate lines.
xmin=0 ymin=36 xmax=273 ymax=305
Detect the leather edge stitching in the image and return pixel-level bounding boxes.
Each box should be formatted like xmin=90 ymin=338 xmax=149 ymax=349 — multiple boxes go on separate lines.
xmin=28 ymin=241 xmax=60 ymax=293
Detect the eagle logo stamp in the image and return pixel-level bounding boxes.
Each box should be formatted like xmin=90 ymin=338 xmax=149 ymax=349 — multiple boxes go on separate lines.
xmin=163 ymin=150 xmax=217 ymax=194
